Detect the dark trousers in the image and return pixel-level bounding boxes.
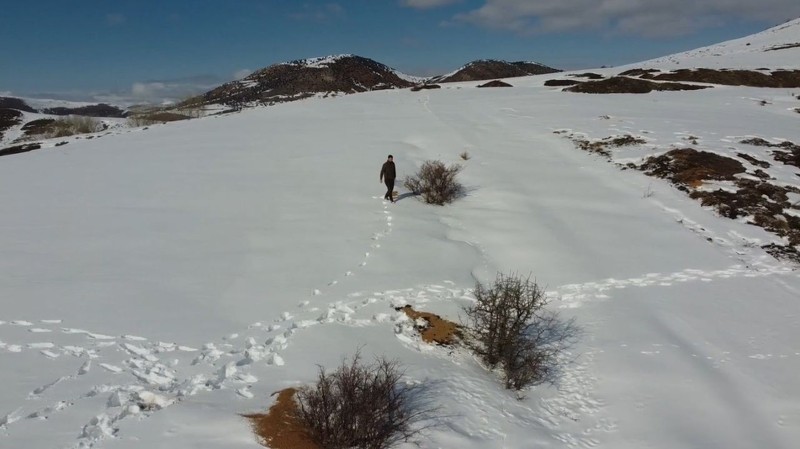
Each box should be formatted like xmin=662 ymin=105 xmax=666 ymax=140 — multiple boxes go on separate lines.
xmin=384 ymin=178 xmax=395 ymax=200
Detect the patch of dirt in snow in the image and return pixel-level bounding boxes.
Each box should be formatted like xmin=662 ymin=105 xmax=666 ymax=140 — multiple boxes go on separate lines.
xmin=565 ymin=77 xmax=710 ymax=94
xmin=0 ymin=108 xmax=23 ymax=140
xmin=557 ymin=131 xmax=647 ymax=159
xmin=559 ymin=128 xmax=800 ymax=262
xmin=765 ymin=42 xmax=800 ymax=51
xmin=639 ymin=148 xmax=746 ymax=188
xmin=244 ymin=388 xmax=319 ymax=449
xmin=0 ymin=143 xmax=42 ymax=157
xmin=396 ymin=305 xmax=461 ymax=345
xmin=740 ymin=137 xmax=800 ymax=168
xmin=641 ymin=68 xmax=800 ymax=88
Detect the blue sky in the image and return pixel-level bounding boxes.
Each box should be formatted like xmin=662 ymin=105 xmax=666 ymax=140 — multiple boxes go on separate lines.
xmin=1 ymin=0 xmax=798 ymax=104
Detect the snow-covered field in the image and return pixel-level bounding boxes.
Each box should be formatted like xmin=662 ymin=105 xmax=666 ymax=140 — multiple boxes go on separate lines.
xmin=2 ymin=20 xmax=800 ymax=449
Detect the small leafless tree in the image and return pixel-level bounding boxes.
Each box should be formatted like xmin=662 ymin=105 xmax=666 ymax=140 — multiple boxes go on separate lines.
xmin=404 ymin=160 xmax=464 ymax=205
xmin=50 ymin=116 xmax=100 ymax=137
xmin=295 ymin=351 xmax=434 ymax=449
xmin=462 ymin=273 xmax=580 ymax=391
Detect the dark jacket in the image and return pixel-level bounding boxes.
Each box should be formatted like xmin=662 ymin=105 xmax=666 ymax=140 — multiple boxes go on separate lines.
xmin=380 ymin=161 xmax=396 ymax=181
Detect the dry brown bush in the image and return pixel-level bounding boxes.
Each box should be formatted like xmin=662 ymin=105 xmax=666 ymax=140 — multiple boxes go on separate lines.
xmin=295 ymin=352 xmax=433 ymax=449
xmin=403 ymin=160 xmax=463 ymax=205
xmin=50 ymin=116 xmax=99 ymax=137
xmin=462 ymin=273 xmax=580 ymax=391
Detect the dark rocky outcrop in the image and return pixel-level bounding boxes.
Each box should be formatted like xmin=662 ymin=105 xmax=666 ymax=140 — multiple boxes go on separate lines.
xmin=410 ymin=84 xmax=441 ymax=91
xmin=0 ymin=108 xmax=23 ymax=140
xmin=624 ymin=68 xmax=800 ymax=88
xmin=566 ymin=77 xmax=710 ymax=94
xmin=740 ymin=137 xmax=800 ymax=168
xmin=544 ymin=79 xmax=582 ymax=87
xmin=0 ymin=143 xmax=41 ymax=157
xmin=431 ymin=60 xmax=560 ymax=83
xmin=639 ymin=148 xmax=745 ymax=187
xmin=477 ymin=80 xmax=512 ymax=88
xmin=20 ymin=118 xmax=56 ymax=137
xmin=569 ymin=72 xmax=604 ymax=79
xmin=765 ymin=43 xmax=800 ymax=51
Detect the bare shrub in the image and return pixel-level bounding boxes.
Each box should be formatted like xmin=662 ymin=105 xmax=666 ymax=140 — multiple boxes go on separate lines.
xmin=51 ymin=116 xmax=100 ymax=137
xmin=403 ymin=160 xmax=463 ymax=205
xmin=127 ymin=115 xmax=158 ymax=127
xmin=459 ymin=151 xmax=471 ymax=161
xmin=462 ymin=273 xmax=580 ymax=391
xmin=295 ymin=351 xmax=433 ymax=449
xmin=128 ymin=112 xmax=190 ymax=127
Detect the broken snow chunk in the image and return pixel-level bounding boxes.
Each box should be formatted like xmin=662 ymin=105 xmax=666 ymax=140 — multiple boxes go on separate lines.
xmin=135 ymin=391 xmax=173 ymax=410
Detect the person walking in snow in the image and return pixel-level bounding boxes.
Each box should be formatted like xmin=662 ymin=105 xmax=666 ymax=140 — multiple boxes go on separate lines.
xmin=380 ymin=154 xmax=396 ymax=203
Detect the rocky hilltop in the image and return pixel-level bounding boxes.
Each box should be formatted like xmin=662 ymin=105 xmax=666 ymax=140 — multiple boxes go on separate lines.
xmin=430 ymin=60 xmax=560 ymax=83
xmin=185 ymin=54 xmax=419 ymax=108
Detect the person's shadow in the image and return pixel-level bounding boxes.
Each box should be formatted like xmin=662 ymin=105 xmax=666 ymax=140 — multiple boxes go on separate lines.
xmin=394 ymin=192 xmax=416 ymax=202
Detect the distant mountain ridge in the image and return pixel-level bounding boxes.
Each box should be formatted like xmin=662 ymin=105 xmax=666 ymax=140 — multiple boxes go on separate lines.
xmin=0 ymin=96 xmax=126 ymax=117
xmin=183 ymin=55 xmax=562 ymax=108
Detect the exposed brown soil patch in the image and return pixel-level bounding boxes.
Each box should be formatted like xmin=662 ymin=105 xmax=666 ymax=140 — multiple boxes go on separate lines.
xmin=752 ymin=169 xmax=772 ymax=180
xmin=244 ymin=388 xmax=320 ymax=449
xmin=0 ymin=143 xmax=41 ymax=157
xmin=690 ymin=179 xmax=800 ymax=246
xmin=569 ymin=72 xmax=604 ymax=79
xmin=642 ymin=68 xmax=800 ymax=88
xmin=737 ymin=152 xmax=771 ymax=168
xmin=618 ymin=68 xmax=661 ymax=77
xmin=566 ymin=77 xmax=710 ymax=94
xmin=741 ymin=137 xmax=800 ymax=168
xmin=396 ymin=305 xmax=460 ymax=345
xmin=562 ymin=133 xmax=647 ymax=158
xmin=21 ymin=118 xmax=56 ymax=137
xmin=477 ymin=80 xmax=512 ymax=88
xmin=544 ymin=79 xmax=582 ymax=87
xmin=763 ymin=243 xmax=800 ymax=263
xmin=0 ymin=108 xmax=23 ymax=140
xmin=411 ymin=84 xmax=441 ymax=91
xmin=639 ymin=149 xmax=745 ymax=188
xmin=773 ymin=148 xmax=800 ymax=168
xmin=139 ymin=112 xmax=192 ymax=122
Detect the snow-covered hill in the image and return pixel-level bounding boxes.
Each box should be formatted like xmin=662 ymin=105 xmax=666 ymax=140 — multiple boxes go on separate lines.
xmin=636 ymin=18 xmax=800 ymax=69
xmin=1 ymin=21 xmax=800 ymax=449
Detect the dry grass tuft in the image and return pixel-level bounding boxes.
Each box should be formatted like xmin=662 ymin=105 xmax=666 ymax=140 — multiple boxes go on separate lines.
xmin=397 ymin=305 xmax=460 ymax=345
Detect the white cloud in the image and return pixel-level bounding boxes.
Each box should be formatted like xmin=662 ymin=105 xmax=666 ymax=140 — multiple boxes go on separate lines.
xmin=21 ymin=75 xmax=232 ymax=107
xmin=233 ymin=69 xmax=253 ymax=80
xmin=400 ymin=0 xmax=461 ymax=9
xmin=128 ymin=76 xmax=222 ymax=104
xmin=452 ymin=0 xmax=800 ymax=37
